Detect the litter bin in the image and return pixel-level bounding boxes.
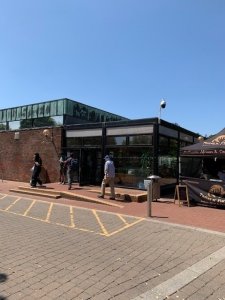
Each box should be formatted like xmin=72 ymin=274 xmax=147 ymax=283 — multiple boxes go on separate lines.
xmin=144 ymin=175 xmax=161 ymax=217
xmin=144 ymin=175 xmax=161 ymax=201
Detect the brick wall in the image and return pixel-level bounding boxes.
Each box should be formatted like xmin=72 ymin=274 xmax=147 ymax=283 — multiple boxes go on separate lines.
xmin=0 ymin=127 xmax=63 ymax=183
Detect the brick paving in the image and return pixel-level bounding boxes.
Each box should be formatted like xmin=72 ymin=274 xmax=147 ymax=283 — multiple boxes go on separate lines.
xmin=1 ymin=180 xmax=225 ymax=233
xmin=0 ymin=180 xmax=225 ymax=299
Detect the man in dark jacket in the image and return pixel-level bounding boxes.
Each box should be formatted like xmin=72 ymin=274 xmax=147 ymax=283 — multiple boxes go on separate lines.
xmin=31 ymin=153 xmax=42 ymax=187
xmin=64 ymin=152 xmax=78 ymax=190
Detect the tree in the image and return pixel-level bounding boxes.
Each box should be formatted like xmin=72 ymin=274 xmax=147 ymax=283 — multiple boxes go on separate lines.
xmin=20 ymin=117 xmax=56 ymax=129
xmin=0 ymin=124 xmax=6 ymax=130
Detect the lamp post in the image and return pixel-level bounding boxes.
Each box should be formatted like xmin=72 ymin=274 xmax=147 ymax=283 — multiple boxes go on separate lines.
xmin=159 ymin=98 xmax=166 ymax=124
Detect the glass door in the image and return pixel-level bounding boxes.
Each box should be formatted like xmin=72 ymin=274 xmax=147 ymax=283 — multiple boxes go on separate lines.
xmin=79 ymin=148 xmax=102 ymax=186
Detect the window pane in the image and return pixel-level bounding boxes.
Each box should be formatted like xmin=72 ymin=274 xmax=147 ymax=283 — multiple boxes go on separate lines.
xmin=83 ymin=137 xmax=101 ymax=146
xmin=8 ymin=121 xmax=20 ymax=130
xmin=106 ymin=147 xmax=154 ymax=188
xmin=158 ymin=137 xmax=178 ymax=183
xmin=67 ymin=137 xmax=82 ymax=147
xmin=52 ymin=116 xmax=63 ymax=125
xmin=107 ymin=136 xmax=126 ymax=145
xmin=33 ymin=117 xmax=57 ymax=127
xmin=129 ymin=135 xmax=152 ymax=145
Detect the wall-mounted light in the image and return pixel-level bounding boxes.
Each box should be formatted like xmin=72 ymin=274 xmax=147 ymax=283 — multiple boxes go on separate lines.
xmin=42 ymin=128 xmax=58 ymax=156
xmin=14 ymin=132 xmax=20 ymax=140
xmin=43 ymin=129 xmax=50 ymax=138
xmin=42 ymin=128 xmax=54 ymax=144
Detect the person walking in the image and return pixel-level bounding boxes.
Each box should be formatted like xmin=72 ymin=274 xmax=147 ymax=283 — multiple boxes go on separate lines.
xmin=59 ymin=153 xmax=67 ymax=184
xmin=31 ymin=153 xmax=43 ymax=187
xmin=64 ymin=152 xmax=78 ymax=190
xmin=98 ymin=155 xmax=116 ymax=200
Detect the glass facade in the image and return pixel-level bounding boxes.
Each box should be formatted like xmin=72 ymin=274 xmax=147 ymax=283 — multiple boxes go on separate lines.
xmin=111 ymin=147 xmax=154 ymax=189
xmin=105 ymin=134 xmax=154 ymax=188
xmin=158 ymin=136 xmax=178 ymax=178
xmin=65 ymin=121 xmax=198 ymax=192
xmin=0 ymin=98 xmax=127 ymax=130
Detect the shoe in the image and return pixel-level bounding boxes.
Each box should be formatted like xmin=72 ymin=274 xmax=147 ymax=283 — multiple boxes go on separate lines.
xmin=31 ymin=186 xmax=36 ymax=188
xmin=109 ymin=197 xmax=115 ymax=200
xmin=98 ymin=195 xmax=104 ymax=199
xmin=68 ymin=187 xmax=71 ymax=190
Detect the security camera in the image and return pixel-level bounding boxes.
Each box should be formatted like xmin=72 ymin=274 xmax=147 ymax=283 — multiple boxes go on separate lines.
xmin=160 ymin=100 xmax=166 ymax=109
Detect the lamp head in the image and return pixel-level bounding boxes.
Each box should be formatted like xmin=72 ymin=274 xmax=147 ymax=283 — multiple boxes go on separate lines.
xmin=160 ymin=99 xmax=166 ymax=109
xmin=198 ymin=136 xmax=204 ymax=142
xmin=43 ymin=129 xmax=50 ymax=137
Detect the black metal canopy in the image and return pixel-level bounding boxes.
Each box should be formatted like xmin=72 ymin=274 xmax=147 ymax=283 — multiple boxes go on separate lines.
xmin=180 ymin=127 xmax=225 ymax=157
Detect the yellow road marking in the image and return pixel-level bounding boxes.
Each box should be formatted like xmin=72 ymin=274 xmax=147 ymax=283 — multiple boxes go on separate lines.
xmin=0 ymin=207 xmax=144 ymax=237
xmin=23 ymin=199 xmax=35 ymax=216
xmin=54 ymin=221 xmax=106 ymax=235
xmin=70 ymin=206 xmax=75 ymax=228
xmin=45 ymin=202 xmax=53 ymax=222
xmin=92 ymin=209 xmax=109 ymax=236
xmin=106 ymin=218 xmax=144 ymax=237
xmin=5 ymin=197 xmax=21 ymax=211
xmin=117 ymin=214 xmax=130 ymax=225
xmin=0 ymin=194 xmax=145 ymax=237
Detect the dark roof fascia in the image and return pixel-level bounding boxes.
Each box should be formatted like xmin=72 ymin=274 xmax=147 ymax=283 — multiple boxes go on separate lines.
xmin=105 ymin=117 xmax=158 ymax=128
xmin=65 ymin=118 xmax=159 ymax=131
xmin=64 ymin=122 xmax=103 ymax=131
xmin=65 ymin=117 xmax=199 ymax=137
xmin=159 ymin=119 xmax=199 ymax=137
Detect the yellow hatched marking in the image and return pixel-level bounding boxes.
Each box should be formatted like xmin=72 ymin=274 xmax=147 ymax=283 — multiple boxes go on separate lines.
xmin=117 ymin=214 xmax=130 ymax=226
xmin=92 ymin=209 xmax=109 ymax=236
xmin=0 ymin=194 xmax=9 ymax=199
xmin=23 ymin=200 xmax=36 ymax=216
xmin=70 ymin=206 xmax=75 ymax=228
xmin=5 ymin=197 xmax=21 ymax=211
xmin=53 ymin=221 xmax=106 ymax=235
xmin=106 ymin=218 xmax=144 ymax=237
xmin=45 ymin=202 xmax=53 ymax=222
xmin=0 ymin=195 xmax=145 ymax=237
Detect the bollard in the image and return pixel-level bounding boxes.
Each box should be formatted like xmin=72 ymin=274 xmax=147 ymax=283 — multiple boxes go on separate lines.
xmin=147 ymin=179 xmax=153 ymax=217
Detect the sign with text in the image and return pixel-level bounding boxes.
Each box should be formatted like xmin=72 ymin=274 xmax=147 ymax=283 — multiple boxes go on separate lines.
xmin=181 ymin=177 xmax=225 ymax=207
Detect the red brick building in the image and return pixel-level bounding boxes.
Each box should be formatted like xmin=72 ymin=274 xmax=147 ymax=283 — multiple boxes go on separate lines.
xmin=0 ymin=98 xmax=199 ymax=194
xmin=0 ymin=127 xmax=63 ymax=183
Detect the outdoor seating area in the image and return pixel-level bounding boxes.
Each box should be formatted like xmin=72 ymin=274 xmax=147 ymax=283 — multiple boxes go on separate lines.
xmin=180 ymin=127 xmax=225 ymax=207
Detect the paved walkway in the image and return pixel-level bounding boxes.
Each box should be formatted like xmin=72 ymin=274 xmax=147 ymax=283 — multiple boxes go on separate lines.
xmin=1 ymin=180 xmax=225 ymax=233
xmin=0 ymin=180 xmax=225 ymax=299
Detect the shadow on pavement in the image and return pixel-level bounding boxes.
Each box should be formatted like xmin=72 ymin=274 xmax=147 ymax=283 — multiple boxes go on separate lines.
xmin=0 ymin=273 xmax=8 ymax=300
xmin=151 ymin=216 xmax=168 ymax=219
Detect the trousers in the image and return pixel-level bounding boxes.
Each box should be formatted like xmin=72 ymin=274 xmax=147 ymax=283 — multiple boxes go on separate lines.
xmin=100 ymin=176 xmax=115 ymax=198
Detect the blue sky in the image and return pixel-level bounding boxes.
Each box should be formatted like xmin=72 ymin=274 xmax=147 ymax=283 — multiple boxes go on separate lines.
xmin=0 ymin=0 xmax=224 ymax=137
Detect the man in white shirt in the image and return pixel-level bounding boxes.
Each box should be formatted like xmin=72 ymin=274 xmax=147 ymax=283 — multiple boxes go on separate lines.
xmin=98 ymin=155 xmax=116 ymax=200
